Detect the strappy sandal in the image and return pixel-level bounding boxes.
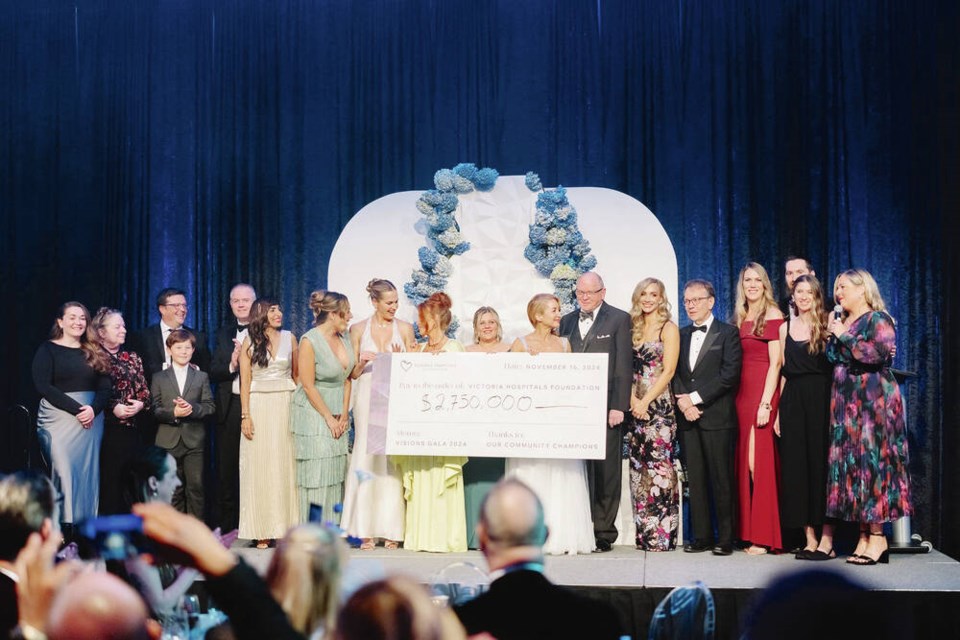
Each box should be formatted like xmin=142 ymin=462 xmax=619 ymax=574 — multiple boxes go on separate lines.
xmin=383 ymin=540 xmax=400 ymax=550
xmin=848 ymin=533 xmax=889 ymax=565
xmin=255 ymin=540 xmax=270 ymax=550
xmin=359 ymin=539 xmax=376 ymax=551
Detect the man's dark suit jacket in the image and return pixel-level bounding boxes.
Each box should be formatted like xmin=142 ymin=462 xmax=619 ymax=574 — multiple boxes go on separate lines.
xmin=672 ymin=319 xmax=742 ymax=430
xmin=132 ymin=324 xmax=211 ymax=384
xmin=210 ymin=324 xmax=242 ymax=422
xmin=150 ymin=367 xmax=215 ymax=449
xmin=558 ymin=302 xmax=633 ymax=413
xmin=455 ymin=569 xmax=622 ymax=640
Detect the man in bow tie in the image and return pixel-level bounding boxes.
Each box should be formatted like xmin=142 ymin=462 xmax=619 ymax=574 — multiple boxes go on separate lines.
xmin=210 ymin=283 xmax=256 ymax=531
xmin=672 ymin=279 xmax=742 ymax=556
xmin=559 ymin=271 xmax=632 ymax=552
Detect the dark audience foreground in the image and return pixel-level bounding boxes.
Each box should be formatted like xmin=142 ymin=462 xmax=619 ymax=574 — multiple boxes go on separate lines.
xmin=454 ymin=477 xmax=623 ymax=639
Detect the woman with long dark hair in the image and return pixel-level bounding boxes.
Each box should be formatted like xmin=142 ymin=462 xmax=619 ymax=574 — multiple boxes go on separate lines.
xmin=239 ymin=298 xmax=300 ymax=548
xmin=32 ymin=302 xmax=111 ymax=528
xmin=775 ymin=275 xmax=833 ymax=559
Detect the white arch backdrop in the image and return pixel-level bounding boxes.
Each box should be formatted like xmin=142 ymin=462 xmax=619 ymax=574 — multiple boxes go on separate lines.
xmin=329 ymin=176 xmax=678 ymax=341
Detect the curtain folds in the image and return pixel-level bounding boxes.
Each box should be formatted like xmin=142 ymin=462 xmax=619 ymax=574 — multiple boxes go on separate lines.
xmin=1 ymin=0 xmax=956 ymax=554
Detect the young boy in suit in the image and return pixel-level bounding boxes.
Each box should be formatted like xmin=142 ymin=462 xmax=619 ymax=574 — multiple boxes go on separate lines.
xmin=151 ymin=329 xmax=215 ymax=519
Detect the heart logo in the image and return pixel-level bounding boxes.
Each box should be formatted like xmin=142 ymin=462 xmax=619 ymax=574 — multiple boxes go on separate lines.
xmin=400 ymin=360 xmax=413 ymax=371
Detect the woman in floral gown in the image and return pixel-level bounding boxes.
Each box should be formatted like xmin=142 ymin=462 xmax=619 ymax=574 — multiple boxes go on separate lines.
xmin=813 ymin=269 xmax=911 ymax=565
xmin=626 ymin=279 xmax=680 ymax=550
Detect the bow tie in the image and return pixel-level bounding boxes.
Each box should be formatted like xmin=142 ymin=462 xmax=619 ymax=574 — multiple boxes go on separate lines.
xmin=692 ymin=324 xmax=707 ymax=333
xmin=579 ymin=310 xmax=594 ymax=322
xmin=236 ymin=323 xmax=248 ymax=332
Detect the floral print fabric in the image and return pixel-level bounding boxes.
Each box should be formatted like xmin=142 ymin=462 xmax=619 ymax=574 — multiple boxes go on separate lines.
xmin=627 ymin=340 xmax=679 ymax=550
xmin=825 ymin=311 xmax=912 ymax=523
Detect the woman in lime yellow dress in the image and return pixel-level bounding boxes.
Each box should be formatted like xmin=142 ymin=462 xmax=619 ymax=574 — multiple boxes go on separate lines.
xmin=394 ymin=292 xmax=468 ymax=552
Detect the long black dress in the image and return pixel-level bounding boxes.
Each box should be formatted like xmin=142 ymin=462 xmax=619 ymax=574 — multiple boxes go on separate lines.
xmin=778 ymin=320 xmax=832 ymax=529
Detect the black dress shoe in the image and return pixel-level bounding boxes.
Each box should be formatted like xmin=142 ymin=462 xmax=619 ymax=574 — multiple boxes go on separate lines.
xmin=683 ymin=540 xmax=713 ymax=553
xmin=712 ymin=543 xmax=733 ymax=556
xmin=593 ymin=539 xmax=613 ymax=553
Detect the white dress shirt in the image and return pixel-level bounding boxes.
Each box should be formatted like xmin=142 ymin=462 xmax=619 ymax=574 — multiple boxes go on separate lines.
xmin=172 ymin=363 xmax=189 ymax=395
xmin=578 ymin=302 xmax=603 ymax=339
xmin=688 ymin=314 xmax=715 ymax=406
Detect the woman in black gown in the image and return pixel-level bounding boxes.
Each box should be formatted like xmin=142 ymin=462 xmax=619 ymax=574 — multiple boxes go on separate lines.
xmin=93 ymin=307 xmax=151 ymax=515
xmin=775 ymin=275 xmax=832 ymax=559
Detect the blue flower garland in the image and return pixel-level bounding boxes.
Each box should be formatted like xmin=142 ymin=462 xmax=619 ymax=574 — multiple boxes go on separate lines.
xmin=522 ymin=172 xmax=597 ymax=313
xmin=405 ymin=163 xmax=500 ymax=337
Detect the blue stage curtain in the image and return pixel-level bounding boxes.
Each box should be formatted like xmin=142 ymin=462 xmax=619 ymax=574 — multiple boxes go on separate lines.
xmin=0 ymin=0 xmax=956 ymax=555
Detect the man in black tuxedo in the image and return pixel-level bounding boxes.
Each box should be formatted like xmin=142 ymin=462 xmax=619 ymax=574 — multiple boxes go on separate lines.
xmin=209 ymin=283 xmax=256 ymax=532
xmin=673 ymin=279 xmax=742 ymax=556
xmin=454 ymin=478 xmax=622 ymax=640
xmin=131 ymin=287 xmax=211 ymax=382
xmin=558 ymin=271 xmax=632 ymax=552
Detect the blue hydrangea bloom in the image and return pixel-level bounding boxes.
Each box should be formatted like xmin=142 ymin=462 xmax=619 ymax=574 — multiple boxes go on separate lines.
xmin=452 ymin=163 xmax=478 ymax=181
xmin=418 ymin=246 xmax=440 ymax=269
xmin=430 ymin=212 xmax=455 ymax=232
xmin=548 ymin=245 xmax=571 ymax=262
xmin=434 ymin=169 xmax=455 ymax=192
xmin=416 ymin=199 xmax=435 ymax=216
xmin=524 ymin=244 xmax=546 ymax=264
xmin=581 ymin=255 xmax=598 ymax=270
xmin=474 ymin=167 xmax=499 ymax=191
xmin=528 ymin=225 xmax=548 ymax=244
xmin=452 ymin=175 xmax=474 ymax=194
xmin=525 ymin=171 xmax=542 ymax=192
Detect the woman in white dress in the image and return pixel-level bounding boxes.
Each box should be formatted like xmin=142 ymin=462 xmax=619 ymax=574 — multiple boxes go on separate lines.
xmin=239 ymin=298 xmax=300 ymax=548
xmin=506 ymin=293 xmax=595 ymax=555
xmin=342 ymin=279 xmax=415 ymax=550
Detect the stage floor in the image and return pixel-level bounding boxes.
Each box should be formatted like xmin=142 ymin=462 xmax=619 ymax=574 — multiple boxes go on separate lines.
xmin=232 ymin=543 xmax=960 ymax=593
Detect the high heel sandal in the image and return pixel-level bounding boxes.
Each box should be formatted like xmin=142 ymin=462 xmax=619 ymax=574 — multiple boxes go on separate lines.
xmin=359 ymin=539 xmax=376 ymax=551
xmin=383 ymin=540 xmax=400 ymax=550
xmin=849 ymin=533 xmax=889 ymax=565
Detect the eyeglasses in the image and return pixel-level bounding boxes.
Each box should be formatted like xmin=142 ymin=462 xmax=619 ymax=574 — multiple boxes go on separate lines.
xmin=575 ymin=287 xmax=604 ymax=297
xmin=682 ymin=296 xmax=711 ymax=306
xmin=164 ymin=303 xmax=188 ymax=310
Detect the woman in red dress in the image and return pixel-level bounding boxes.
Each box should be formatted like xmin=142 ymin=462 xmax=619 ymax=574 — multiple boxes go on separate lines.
xmin=733 ymin=262 xmax=784 ymax=554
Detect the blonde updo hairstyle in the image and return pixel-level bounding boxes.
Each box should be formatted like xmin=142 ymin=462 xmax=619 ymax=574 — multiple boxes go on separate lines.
xmin=417 ymin=292 xmax=453 ymax=333
xmin=309 ymin=290 xmax=350 ymax=326
xmin=366 ymin=278 xmax=397 ymax=302
xmin=471 ymin=306 xmax=503 ymax=343
xmin=527 ymin=293 xmax=560 ymax=329
xmin=629 ymin=278 xmax=672 ymax=345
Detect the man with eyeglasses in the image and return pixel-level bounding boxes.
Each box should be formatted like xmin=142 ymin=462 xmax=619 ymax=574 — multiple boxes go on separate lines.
xmin=672 ymin=279 xmax=742 ymax=556
xmin=558 ymin=272 xmax=633 ymax=553
xmin=132 ymin=287 xmax=211 ymax=384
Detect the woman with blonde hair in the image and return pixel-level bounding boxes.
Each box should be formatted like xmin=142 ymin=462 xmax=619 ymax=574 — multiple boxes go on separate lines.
xmin=775 ymin=275 xmax=833 ymax=559
xmin=291 ymin=290 xmax=356 ymax=524
xmin=505 ymin=293 xmax=594 ymax=555
xmin=394 ymin=292 xmax=469 ymax=552
xmin=267 ymin=524 xmax=347 ymax=638
xmin=208 ymin=523 xmax=348 ymax=640
xmin=626 ymin=278 xmax=680 ymax=550
xmin=463 ymin=305 xmax=509 ymax=548
xmin=732 ymin=262 xmax=784 ymax=554
xmin=813 ymin=268 xmax=911 ymax=565
xmin=465 ymin=306 xmax=510 ymax=353
xmin=343 ymin=279 xmax=413 ymax=550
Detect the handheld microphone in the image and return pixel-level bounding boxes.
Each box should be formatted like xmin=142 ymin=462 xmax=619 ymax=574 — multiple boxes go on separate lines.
xmin=833 ymin=305 xmax=843 ymax=321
